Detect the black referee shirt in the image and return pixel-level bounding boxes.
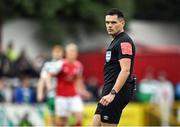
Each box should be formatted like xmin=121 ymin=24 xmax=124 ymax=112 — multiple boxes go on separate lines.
xmin=103 ymin=32 xmax=135 ymax=95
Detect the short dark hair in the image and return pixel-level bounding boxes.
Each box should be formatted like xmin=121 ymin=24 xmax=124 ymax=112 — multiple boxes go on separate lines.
xmin=106 ymin=8 xmax=124 ymax=18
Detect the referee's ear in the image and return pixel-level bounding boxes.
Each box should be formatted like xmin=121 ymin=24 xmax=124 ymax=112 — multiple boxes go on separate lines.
xmin=120 ymin=19 xmax=125 ymax=27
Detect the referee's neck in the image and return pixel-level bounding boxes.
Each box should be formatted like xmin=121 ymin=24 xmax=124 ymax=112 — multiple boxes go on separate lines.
xmin=112 ymin=29 xmax=124 ymax=39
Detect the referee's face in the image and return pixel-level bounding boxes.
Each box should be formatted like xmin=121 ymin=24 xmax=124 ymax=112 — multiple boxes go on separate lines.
xmin=105 ymin=15 xmax=125 ymax=36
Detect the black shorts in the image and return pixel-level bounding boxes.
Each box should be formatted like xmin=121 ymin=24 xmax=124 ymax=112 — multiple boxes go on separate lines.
xmin=95 ymin=83 xmax=135 ymax=124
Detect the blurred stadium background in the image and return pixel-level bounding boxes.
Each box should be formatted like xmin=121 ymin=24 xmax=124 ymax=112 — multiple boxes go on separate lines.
xmin=0 ymin=0 xmax=180 ymax=126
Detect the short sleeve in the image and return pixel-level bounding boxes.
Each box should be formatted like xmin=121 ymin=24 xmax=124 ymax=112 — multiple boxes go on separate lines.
xmin=117 ymin=42 xmax=133 ymax=59
xmin=40 ymin=60 xmax=64 ymax=77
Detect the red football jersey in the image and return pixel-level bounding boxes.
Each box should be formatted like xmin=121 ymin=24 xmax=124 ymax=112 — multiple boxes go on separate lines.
xmin=56 ymin=59 xmax=83 ymax=96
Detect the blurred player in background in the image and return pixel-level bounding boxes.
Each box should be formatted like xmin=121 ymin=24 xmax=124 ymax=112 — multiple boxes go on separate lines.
xmin=37 ymin=45 xmax=64 ymax=125
xmin=47 ymin=43 xmax=91 ymax=126
xmin=156 ymin=72 xmax=174 ymax=126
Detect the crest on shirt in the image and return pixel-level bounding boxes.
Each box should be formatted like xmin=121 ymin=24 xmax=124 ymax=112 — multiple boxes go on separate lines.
xmin=106 ymin=51 xmax=111 ymax=62
xmin=121 ymin=42 xmax=132 ymax=55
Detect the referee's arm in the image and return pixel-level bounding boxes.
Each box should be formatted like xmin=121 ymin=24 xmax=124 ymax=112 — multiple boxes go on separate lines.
xmin=112 ymin=58 xmax=131 ymax=93
xmin=100 ymin=58 xmax=131 ymax=106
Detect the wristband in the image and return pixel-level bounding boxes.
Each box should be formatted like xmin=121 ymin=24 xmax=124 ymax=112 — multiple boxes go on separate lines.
xmin=110 ymin=89 xmax=117 ymax=96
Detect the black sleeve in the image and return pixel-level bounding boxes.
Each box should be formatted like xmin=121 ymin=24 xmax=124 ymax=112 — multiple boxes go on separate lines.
xmin=115 ymin=41 xmax=133 ymax=60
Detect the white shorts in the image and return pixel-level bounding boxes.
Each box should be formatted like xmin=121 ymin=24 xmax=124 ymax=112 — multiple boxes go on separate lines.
xmin=55 ymin=95 xmax=84 ymax=117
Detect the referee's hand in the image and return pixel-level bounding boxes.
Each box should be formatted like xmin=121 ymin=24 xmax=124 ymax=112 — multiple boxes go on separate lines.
xmin=99 ymin=94 xmax=115 ymax=106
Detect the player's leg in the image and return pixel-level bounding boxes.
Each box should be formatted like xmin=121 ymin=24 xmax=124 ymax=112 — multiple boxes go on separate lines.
xmin=55 ymin=116 xmax=68 ymax=126
xmin=70 ymin=95 xmax=84 ymax=126
xmin=47 ymin=96 xmax=55 ymax=125
xmin=92 ymin=114 xmax=101 ymax=126
xmin=55 ymin=96 xmax=69 ymax=126
xmin=72 ymin=112 xmax=83 ymax=126
xmin=92 ymin=102 xmax=104 ymax=126
xmin=93 ymin=93 xmax=126 ymax=126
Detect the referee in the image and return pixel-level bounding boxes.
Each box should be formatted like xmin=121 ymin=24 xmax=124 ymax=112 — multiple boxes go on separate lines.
xmin=92 ymin=8 xmax=136 ymax=126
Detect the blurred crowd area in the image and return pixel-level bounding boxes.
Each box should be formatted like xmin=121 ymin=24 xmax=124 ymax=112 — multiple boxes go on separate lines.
xmin=0 ymin=76 xmax=100 ymax=104
xmin=0 ymin=41 xmax=101 ymax=103
xmin=1 ymin=68 xmax=180 ymax=104
xmin=0 ymin=41 xmax=180 ymax=105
